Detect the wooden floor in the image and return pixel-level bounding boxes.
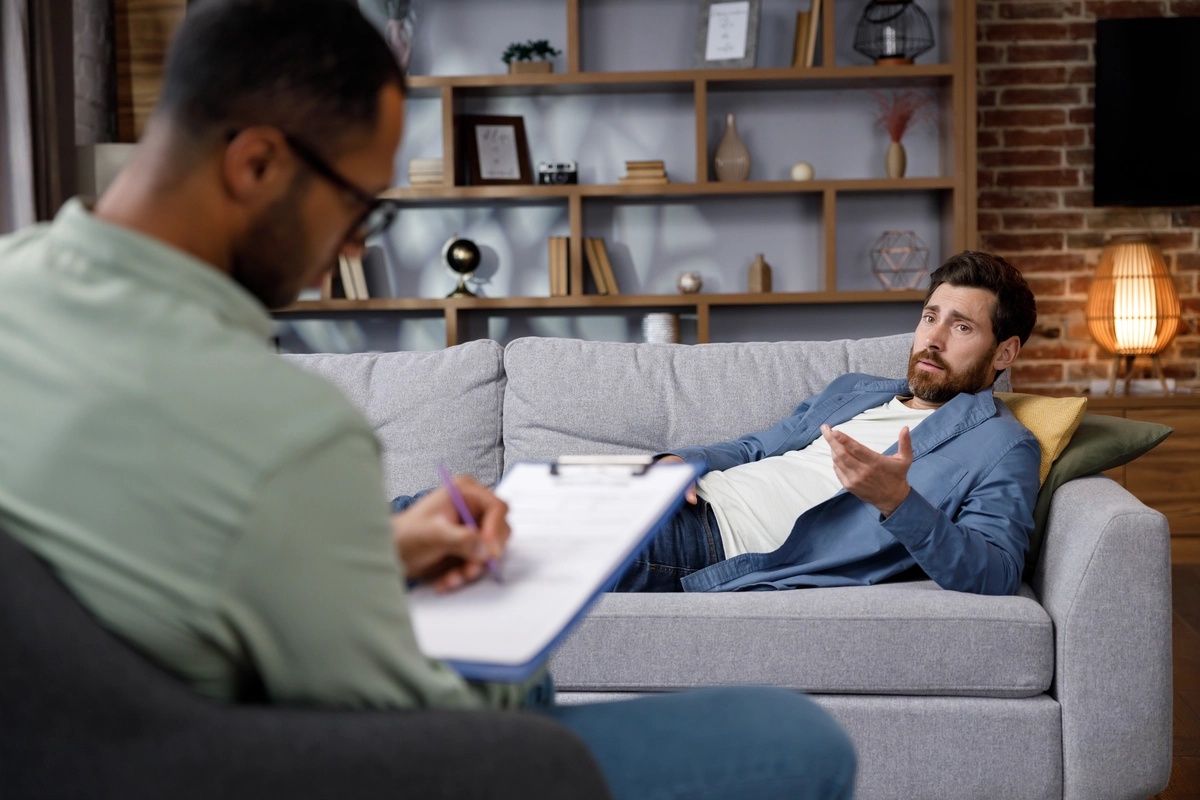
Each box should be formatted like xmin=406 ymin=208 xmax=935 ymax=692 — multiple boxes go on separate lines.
xmin=1154 ymin=564 xmax=1200 ymax=799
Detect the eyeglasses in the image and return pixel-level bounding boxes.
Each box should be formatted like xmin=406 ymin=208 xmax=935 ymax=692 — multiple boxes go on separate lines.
xmin=281 ymin=134 xmax=400 ymax=241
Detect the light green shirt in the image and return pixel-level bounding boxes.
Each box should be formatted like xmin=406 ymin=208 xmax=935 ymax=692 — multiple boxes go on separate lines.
xmin=0 ymin=200 xmax=531 ymax=709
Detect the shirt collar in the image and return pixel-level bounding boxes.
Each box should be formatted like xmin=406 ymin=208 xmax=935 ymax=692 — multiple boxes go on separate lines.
xmin=50 ymin=198 xmax=275 ymax=341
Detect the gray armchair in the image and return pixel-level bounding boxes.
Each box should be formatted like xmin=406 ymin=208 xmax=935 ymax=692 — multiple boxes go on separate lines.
xmin=0 ymin=528 xmax=610 ymax=800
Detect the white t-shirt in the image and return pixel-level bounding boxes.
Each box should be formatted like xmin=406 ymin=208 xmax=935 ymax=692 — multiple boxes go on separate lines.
xmin=697 ymin=397 xmax=936 ymax=557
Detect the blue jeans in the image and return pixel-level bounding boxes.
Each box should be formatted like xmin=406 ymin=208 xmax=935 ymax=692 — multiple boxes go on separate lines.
xmin=532 ymin=686 xmax=855 ymax=800
xmin=612 ymin=498 xmax=725 ymax=592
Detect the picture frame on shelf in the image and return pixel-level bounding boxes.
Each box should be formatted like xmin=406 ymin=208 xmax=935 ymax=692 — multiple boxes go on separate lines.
xmin=694 ymin=0 xmax=761 ymax=69
xmin=458 ymin=114 xmax=532 ymax=186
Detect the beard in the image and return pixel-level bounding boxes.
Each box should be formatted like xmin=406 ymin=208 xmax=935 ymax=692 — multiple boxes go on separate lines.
xmin=907 ymin=347 xmax=996 ymax=405
xmin=231 ymin=182 xmax=333 ymax=310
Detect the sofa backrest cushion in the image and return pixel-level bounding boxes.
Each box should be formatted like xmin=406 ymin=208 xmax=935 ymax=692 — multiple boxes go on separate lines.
xmin=501 ymin=333 xmax=946 ymax=468
xmin=284 ymin=341 xmax=506 ymax=496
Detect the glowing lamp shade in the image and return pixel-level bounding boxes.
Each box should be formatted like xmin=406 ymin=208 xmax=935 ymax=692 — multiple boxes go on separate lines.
xmin=1085 ymin=236 xmax=1180 ymax=394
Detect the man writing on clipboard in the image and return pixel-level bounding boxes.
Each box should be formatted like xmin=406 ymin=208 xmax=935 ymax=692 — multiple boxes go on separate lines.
xmin=0 ymin=2 xmax=854 ymax=798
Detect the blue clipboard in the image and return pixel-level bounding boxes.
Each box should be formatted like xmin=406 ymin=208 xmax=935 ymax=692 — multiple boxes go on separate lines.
xmin=407 ymin=457 xmax=700 ymax=682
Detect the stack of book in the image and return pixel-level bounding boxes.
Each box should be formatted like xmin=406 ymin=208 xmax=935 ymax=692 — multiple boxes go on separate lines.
xmin=408 ymin=157 xmax=445 ymax=186
xmin=620 ymin=160 xmax=668 ymax=185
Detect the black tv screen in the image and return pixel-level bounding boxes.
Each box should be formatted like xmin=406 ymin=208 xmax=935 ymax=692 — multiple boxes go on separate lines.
xmin=1094 ymin=17 xmax=1200 ymax=207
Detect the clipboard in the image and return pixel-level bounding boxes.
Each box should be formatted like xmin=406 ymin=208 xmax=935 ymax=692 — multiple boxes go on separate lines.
xmin=406 ymin=458 xmax=699 ymax=682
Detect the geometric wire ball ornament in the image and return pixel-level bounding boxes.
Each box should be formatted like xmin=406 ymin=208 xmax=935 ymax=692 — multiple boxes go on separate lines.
xmin=869 ymin=230 xmax=930 ymax=290
xmin=1085 ymin=234 xmax=1181 ymax=395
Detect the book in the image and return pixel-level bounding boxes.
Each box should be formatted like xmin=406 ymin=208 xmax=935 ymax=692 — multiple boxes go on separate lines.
xmin=582 ymin=237 xmax=608 ymax=295
xmin=791 ymin=11 xmax=810 ymax=68
xmin=406 ymin=460 xmax=698 ymax=681
xmin=338 ymin=255 xmax=359 ymax=300
xmin=339 ymin=254 xmax=369 ymax=300
xmin=548 ymin=236 xmax=569 ymax=297
xmin=619 ymin=175 xmax=670 ymax=185
xmin=589 ymin=237 xmax=620 ymax=295
xmin=558 ymin=236 xmax=571 ymax=296
xmin=583 ymin=238 xmax=609 ymax=295
xmin=804 ymin=0 xmax=822 ymax=68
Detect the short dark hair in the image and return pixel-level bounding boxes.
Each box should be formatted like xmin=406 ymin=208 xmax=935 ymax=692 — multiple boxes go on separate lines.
xmin=157 ymin=0 xmax=404 ymax=154
xmin=924 ymin=251 xmax=1037 ymax=345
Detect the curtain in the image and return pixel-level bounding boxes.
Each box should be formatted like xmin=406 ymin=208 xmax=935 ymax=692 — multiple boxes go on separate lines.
xmin=0 ymin=0 xmax=35 ymax=233
xmin=28 ymin=0 xmax=75 ymax=221
xmin=0 ymin=0 xmax=74 ymax=234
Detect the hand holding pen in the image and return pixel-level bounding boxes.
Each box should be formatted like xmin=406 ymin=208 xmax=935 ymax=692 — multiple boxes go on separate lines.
xmin=436 ymin=463 xmax=504 ymax=583
xmin=389 ymin=470 xmax=509 ymax=592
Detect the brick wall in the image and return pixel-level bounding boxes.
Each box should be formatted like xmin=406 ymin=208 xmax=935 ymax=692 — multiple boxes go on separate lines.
xmin=977 ymin=0 xmax=1200 ymax=394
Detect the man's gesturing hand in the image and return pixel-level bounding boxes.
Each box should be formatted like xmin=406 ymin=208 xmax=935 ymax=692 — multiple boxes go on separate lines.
xmin=391 ymin=475 xmax=510 ymax=592
xmin=820 ymin=424 xmax=913 ymax=518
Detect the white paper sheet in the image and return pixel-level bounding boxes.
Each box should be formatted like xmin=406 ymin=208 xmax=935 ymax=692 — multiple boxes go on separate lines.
xmin=407 ymin=461 xmax=697 ymax=680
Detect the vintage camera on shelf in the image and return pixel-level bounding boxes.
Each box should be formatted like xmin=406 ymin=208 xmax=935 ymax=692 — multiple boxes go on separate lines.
xmin=537 ymin=161 xmax=578 ymax=185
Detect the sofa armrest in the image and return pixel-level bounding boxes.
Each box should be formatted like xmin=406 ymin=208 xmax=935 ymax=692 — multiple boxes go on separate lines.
xmin=1032 ymin=475 xmax=1171 ymax=800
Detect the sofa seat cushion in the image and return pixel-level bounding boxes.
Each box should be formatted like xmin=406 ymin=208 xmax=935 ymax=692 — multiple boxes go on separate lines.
xmin=283 ymin=341 xmax=505 ymax=497
xmin=550 ymin=582 xmax=1052 ymax=698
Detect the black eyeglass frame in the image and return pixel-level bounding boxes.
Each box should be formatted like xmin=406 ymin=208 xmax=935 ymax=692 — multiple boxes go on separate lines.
xmin=223 ymin=129 xmax=400 ymax=241
xmin=281 ymin=134 xmax=400 ymax=241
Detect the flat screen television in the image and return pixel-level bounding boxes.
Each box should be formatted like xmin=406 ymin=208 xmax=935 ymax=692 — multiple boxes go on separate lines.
xmin=1093 ymin=16 xmax=1200 ymax=207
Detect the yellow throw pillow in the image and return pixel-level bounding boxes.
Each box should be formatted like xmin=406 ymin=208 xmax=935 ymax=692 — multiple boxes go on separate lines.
xmin=995 ymin=392 xmax=1088 ymax=486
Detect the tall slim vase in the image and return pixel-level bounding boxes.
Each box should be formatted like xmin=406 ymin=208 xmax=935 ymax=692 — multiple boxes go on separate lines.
xmin=713 ymin=113 xmax=751 ymax=182
xmin=886 ymin=141 xmax=907 ymax=179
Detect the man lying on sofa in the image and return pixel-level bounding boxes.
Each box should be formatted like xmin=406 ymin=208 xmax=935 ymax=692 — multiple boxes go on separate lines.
xmin=613 ymin=251 xmax=1039 ymax=597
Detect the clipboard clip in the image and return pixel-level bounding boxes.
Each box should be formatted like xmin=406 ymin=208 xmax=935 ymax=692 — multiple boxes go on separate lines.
xmin=550 ymin=454 xmax=655 ymax=477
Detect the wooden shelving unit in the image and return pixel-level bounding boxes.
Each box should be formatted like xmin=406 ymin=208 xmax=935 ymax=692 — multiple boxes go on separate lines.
xmin=278 ymin=0 xmax=976 ymax=348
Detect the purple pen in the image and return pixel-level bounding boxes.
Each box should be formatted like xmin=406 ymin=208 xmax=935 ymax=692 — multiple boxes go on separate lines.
xmin=436 ymin=463 xmax=503 ymax=582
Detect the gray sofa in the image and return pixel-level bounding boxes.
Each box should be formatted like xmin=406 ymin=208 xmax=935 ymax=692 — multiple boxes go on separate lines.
xmin=287 ymin=332 xmax=1172 ymax=800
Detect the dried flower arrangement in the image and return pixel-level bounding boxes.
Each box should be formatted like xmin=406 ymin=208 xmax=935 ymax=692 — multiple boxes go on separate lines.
xmin=871 ymin=90 xmax=936 ymax=143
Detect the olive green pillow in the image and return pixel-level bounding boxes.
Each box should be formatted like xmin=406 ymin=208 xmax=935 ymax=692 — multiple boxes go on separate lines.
xmin=1024 ymin=413 xmax=1174 ymax=579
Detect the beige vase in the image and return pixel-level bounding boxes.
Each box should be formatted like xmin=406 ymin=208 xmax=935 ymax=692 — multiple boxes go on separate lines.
xmin=748 ymin=253 xmax=773 ymax=293
xmin=886 ymin=141 xmax=907 ymax=179
xmin=713 ymin=113 xmax=751 ymax=182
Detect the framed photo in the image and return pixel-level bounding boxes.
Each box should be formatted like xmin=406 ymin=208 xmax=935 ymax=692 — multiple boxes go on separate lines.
xmin=694 ymin=0 xmax=761 ymax=69
xmin=458 ymin=115 xmax=533 ymax=186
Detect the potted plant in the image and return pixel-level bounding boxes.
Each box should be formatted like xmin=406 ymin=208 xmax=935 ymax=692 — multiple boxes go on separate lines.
xmin=501 ymin=39 xmax=561 ymax=74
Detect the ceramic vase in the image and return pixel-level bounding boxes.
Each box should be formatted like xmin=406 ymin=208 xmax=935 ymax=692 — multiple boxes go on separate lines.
xmin=886 ymin=141 xmax=907 ymax=179
xmin=642 ymin=312 xmax=680 ymax=344
xmin=713 ymin=113 xmax=751 ymax=182
xmin=748 ymin=253 xmax=773 ymax=293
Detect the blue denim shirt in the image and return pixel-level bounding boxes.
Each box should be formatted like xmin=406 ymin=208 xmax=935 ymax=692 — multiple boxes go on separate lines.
xmin=672 ymin=374 xmax=1040 ymax=596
